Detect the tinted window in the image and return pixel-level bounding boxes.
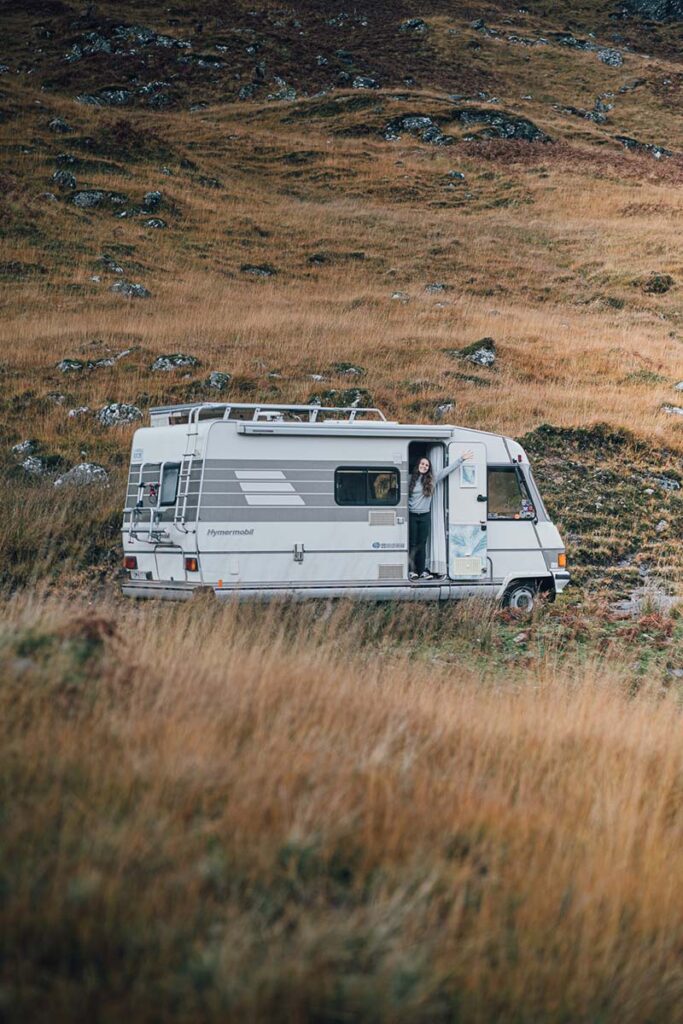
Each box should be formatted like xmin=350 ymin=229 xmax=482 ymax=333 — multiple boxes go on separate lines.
xmin=488 ymin=467 xmax=535 ymax=520
xmin=160 ymin=463 xmax=180 ymax=506
xmin=335 ymin=467 xmax=400 ymax=506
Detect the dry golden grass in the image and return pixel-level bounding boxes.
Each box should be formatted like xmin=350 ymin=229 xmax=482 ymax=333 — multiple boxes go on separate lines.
xmin=1 ymin=593 xmax=682 ymax=1021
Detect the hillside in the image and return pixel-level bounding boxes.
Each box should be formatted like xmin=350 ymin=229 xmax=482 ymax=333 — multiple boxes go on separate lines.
xmin=1 ymin=3 xmax=683 ymax=1021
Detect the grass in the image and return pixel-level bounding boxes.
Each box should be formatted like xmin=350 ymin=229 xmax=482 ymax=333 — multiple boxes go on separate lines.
xmin=1 ymin=594 xmax=682 ymax=1022
xmin=2 ymin=2 xmax=683 ymax=1017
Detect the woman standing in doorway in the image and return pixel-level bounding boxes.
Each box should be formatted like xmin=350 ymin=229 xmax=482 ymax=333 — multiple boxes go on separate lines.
xmin=409 ymin=450 xmax=473 ymax=580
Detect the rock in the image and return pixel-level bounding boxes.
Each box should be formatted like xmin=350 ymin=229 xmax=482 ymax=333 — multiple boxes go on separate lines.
xmin=675 ymin=381 xmax=683 ymax=391
xmin=51 ymin=169 xmax=76 ymax=190
xmin=238 ymin=83 xmax=258 ymax=100
xmin=352 ymin=76 xmax=379 ymax=89
xmin=400 ymin=17 xmax=428 ymax=33
xmin=46 ymin=392 xmax=66 ymax=404
xmin=56 ymin=358 xmax=86 ymax=373
xmin=96 ymin=403 xmax=143 ymax=427
xmin=241 ymin=263 xmax=277 ymax=277
xmin=598 ymin=48 xmax=623 ymax=67
xmin=54 ymin=463 xmax=109 ymax=487
xmin=206 ymin=371 xmax=231 ymax=390
xmin=267 ymin=77 xmax=297 ymax=101
xmin=655 ymin=519 xmax=669 ymax=533
xmin=615 ymin=135 xmax=672 ymax=159
xmin=11 ymin=439 xmax=38 ymax=458
xmin=67 ymin=406 xmax=91 ymax=418
xmin=451 ymin=337 xmax=497 ymax=367
xmin=435 ymin=401 xmax=455 ymax=420
xmin=447 ymin=170 xmax=466 ymax=179
xmin=624 ymin=1 xmax=683 ymax=21
xmin=77 ymin=88 xmax=133 ymax=107
xmin=425 ymin=282 xmax=449 ymax=293
xmin=72 ymin=190 xmax=128 ymax=209
xmin=648 ymin=475 xmax=681 ymax=491
xmin=643 ymin=272 xmax=674 ymax=294
xmin=331 ymin=362 xmax=365 ymax=377
xmin=110 ymin=281 xmax=151 ymax=298
xmin=48 ymin=117 xmax=72 ymax=133
xmin=22 ymin=456 xmax=50 ymax=476
xmin=144 ymin=218 xmax=166 ymax=228
xmin=309 ymin=388 xmax=373 ymax=408
xmin=99 ymin=253 xmax=124 ymax=274
xmin=151 ymin=353 xmax=201 ymax=372
xmin=384 ymin=114 xmax=455 ymax=146
xmin=198 ymin=176 xmax=222 ymax=189
xmin=663 ymin=404 xmax=683 ymax=416
xmin=392 ymin=291 xmax=410 ymax=302
xmin=142 ymin=190 xmax=162 ymax=211
xmin=452 ymin=107 xmax=550 ymax=142
xmin=308 ymin=252 xmax=330 ymax=265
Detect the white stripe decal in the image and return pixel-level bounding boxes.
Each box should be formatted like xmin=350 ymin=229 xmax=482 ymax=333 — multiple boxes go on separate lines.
xmin=239 ymin=482 xmax=295 ymax=493
xmin=244 ymin=494 xmax=305 ymax=506
xmin=235 ymin=470 xmax=286 ymax=480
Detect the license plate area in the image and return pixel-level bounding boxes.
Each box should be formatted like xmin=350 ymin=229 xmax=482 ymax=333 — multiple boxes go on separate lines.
xmin=130 ymin=569 xmax=152 ymax=581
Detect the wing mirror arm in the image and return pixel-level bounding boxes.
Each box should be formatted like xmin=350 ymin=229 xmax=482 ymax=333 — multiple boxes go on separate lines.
xmin=476 ymin=493 xmax=487 ymax=502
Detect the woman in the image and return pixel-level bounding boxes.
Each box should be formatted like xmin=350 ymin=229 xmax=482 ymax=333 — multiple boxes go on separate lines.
xmin=409 ymin=450 xmax=474 ymax=580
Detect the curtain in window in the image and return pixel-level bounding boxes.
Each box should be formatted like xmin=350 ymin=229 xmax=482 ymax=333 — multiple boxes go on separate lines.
xmin=427 ymin=444 xmax=447 ymax=575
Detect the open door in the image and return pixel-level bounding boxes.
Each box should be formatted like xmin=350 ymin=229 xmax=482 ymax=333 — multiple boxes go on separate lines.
xmin=447 ymin=442 xmax=489 ymax=581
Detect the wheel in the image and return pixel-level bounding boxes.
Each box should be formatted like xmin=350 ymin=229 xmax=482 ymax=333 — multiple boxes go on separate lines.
xmin=503 ymin=581 xmax=539 ymax=612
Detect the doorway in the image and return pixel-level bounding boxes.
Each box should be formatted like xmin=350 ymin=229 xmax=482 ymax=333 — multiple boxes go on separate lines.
xmin=407 ymin=441 xmax=448 ymax=578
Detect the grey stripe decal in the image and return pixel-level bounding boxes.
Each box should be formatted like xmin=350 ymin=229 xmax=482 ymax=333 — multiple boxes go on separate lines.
xmin=199 ymin=508 xmax=376 ymax=523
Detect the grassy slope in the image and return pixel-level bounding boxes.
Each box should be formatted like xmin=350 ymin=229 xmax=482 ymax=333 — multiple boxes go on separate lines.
xmin=1 ymin=2 xmax=683 ymax=1020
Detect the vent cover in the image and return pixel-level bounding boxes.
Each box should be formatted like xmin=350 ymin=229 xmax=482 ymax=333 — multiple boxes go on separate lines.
xmin=369 ymin=510 xmax=396 ymax=527
xmin=378 ymin=564 xmax=404 ymax=581
xmin=450 ymin=557 xmax=485 ymax=577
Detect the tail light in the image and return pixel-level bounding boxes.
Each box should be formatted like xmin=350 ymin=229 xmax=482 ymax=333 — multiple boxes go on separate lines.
xmin=124 ymin=555 xmax=138 ymax=570
xmin=558 ymin=552 xmax=567 ymax=568
xmin=185 ymin=557 xmax=199 ymax=572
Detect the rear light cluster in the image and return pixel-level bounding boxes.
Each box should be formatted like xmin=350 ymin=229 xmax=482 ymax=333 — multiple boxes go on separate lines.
xmin=123 ymin=556 xmax=137 ymax=570
xmin=558 ymin=552 xmax=567 ymax=568
xmin=185 ymin=557 xmax=199 ymax=572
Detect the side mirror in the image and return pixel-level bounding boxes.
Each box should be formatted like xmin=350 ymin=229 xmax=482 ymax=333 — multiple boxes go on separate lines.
xmin=476 ymin=494 xmax=487 ymax=502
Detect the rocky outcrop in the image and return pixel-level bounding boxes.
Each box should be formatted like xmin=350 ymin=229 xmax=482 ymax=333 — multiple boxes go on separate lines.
xmin=110 ymin=281 xmax=151 ymax=298
xmin=624 ymin=0 xmax=683 ymax=20
xmin=54 ymin=463 xmax=109 ymax=487
xmin=96 ymin=403 xmax=143 ymax=426
xmin=151 ymin=354 xmax=201 ymax=372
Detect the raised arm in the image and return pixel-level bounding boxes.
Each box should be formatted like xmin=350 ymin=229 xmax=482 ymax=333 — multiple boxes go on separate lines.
xmin=433 ymin=449 xmax=474 ymax=486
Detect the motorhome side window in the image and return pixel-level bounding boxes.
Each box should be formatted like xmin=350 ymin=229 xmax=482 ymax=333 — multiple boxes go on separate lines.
xmin=159 ymin=463 xmax=180 ymax=506
xmin=487 ymin=467 xmax=536 ymax=520
xmin=335 ymin=467 xmax=400 ymax=506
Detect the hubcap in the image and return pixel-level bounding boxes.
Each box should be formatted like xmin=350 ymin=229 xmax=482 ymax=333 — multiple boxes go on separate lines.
xmin=510 ymin=587 xmax=534 ymax=611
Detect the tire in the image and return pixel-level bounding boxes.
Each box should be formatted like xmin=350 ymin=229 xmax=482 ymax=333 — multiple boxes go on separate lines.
xmin=502 ymin=581 xmax=539 ymax=613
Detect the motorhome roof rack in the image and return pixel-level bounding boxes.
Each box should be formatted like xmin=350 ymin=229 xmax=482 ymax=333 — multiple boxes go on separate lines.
xmin=149 ymin=401 xmax=388 ymax=427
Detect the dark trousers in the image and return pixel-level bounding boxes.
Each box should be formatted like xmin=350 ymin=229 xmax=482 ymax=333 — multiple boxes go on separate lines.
xmin=409 ymin=512 xmax=431 ymax=574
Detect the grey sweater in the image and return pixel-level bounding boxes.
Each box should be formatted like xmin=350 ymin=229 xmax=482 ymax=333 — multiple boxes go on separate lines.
xmin=408 ymin=455 xmax=466 ymax=513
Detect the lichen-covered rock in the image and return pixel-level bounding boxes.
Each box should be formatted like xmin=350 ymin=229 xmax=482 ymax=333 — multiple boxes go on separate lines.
xmin=143 ymin=218 xmax=166 ymax=228
xmin=267 ymin=77 xmax=297 ymax=101
xmin=615 ymin=135 xmax=672 ymax=159
xmin=110 ymin=281 xmax=151 ymax=298
xmin=643 ymin=272 xmax=674 ymax=294
xmin=448 ymin=337 xmax=497 ymax=367
xmin=453 ymin=107 xmax=550 ymax=142
xmin=308 ymin=388 xmax=372 ymax=408
xmin=425 ymin=282 xmax=449 ymax=293
xmin=77 ymin=88 xmax=133 ymax=107
xmin=54 ymin=463 xmax=109 ymax=487
xmin=241 ymin=263 xmax=277 ymax=277
xmin=598 ymin=49 xmax=623 ymax=67
xmin=624 ymin=0 xmax=683 ymax=21
xmin=48 ymin=117 xmax=72 ymax=133
xmin=435 ymin=401 xmax=455 ymax=420
xmin=352 ymin=76 xmax=379 ymax=89
xmin=22 ymin=456 xmax=50 ymax=476
xmin=206 ymin=371 xmax=231 ymax=390
xmin=142 ymin=190 xmax=162 ymax=211
xmin=56 ymin=358 xmax=86 ymax=373
xmin=99 ymin=253 xmax=124 ymax=274
xmin=151 ymin=353 xmax=201 ymax=372
xmin=400 ymin=18 xmax=428 ymax=33
xmin=663 ymin=404 xmax=683 ymax=416
xmin=96 ymin=403 xmax=143 ymax=427
xmin=51 ymin=169 xmax=76 ymax=190
xmin=11 ymin=439 xmax=38 ymax=458
xmin=72 ymin=190 xmax=129 ymax=209
xmin=67 ymin=406 xmax=91 ymax=418
xmin=384 ymin=114 xmax=455 ymax=145
xmin=330 ymin=362 xmax=365 ymax=377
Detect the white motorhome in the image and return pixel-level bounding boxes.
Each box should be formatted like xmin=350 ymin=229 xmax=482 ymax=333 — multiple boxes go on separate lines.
xmin=121 ymin=402 xmax=568 ymax=608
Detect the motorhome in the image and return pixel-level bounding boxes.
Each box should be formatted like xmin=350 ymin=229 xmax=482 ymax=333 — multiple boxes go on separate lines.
xmin=121 ymin=401 xmax=568 ymax=608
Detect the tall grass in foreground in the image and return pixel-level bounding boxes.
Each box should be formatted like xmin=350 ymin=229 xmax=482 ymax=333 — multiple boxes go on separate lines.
xmin=1 ymin=594 xmax=682 ymax=1023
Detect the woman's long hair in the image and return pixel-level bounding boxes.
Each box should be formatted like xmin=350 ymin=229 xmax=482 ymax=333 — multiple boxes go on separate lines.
xmin=409 ymin=459 xmax=434 ymax=497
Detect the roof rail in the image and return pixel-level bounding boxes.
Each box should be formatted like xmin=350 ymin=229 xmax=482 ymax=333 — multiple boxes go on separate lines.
xmin=149 ymin=401 xmax=387 ymax=427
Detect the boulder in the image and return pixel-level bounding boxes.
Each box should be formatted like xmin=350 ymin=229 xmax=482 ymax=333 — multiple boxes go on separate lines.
xmin=56 ymin=358 xmax=86 ymax=373
xmin=11 ymin=439 xmax=38 ymax=458
xmin=142 ymin=190 xmax=162 ymax=211
xmin=241 ymin=263 xmax=277 ymax=277
xmin=330 ymin=362 xmax=365 ymax=377
xmin=663 ymin=405 xmax=683 ymax=416
xmin=98 ymin=253 xmax=124 ymax=274
xmin=643 ymin=272 xmax=674 ymax=294
xmin=449 ymin=337 xmax=497 ymax=367
xmin=96 ymin=403 xmax=143 ymax=427
xmin=624 ymin=0 xmax=683 ymax=20
xmin=308 ymin=388 xmax=372 ymax=408
xmin=54 ymin=463 xmax=109 ymax=487
xmin=452 ymin=107 xmax=550 ymax=142
xmin=22 ymin=456 xmax=50 ymax=476
xmin=400 ymin=18 xmax=428 ymax=33
xmin=384 ymin=114 xmax=455 ymax=146
xmin=48 ymin=117 xmax=72 ymax=133
xmin=51 ymin=169 xmax=76 ymax=190
xmin=67 ymin=406 xmax=91 ymax=418
xmin=77 ymin=88 xmax=134 ymax=107
xmin=425 ymin=282 xmax=449 ymax=293
xmin=435 ymin=401 xmax=455 ymax=420
xmin=615 ymin=135 xmax=672 ymax=159
xmin=144 ymin=218 xmax=166 ymax=228
xmin=72 ymin=190 xmax=129 ymax=209
xmin=110 ymin=281 xmax=151 ymax=298
xmin=151 ymin=353 xmax=201 ymax=372
xmin=598 ymin=49 xmax=623 ymax=67
xmin=206 ymin=371 xmax=231 ymax=390
xmin=352 ymin=76 xmax=379 ymax=89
